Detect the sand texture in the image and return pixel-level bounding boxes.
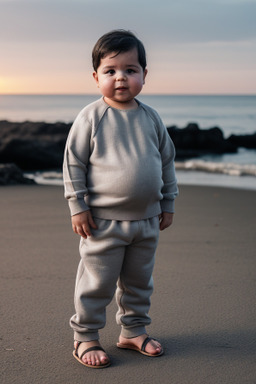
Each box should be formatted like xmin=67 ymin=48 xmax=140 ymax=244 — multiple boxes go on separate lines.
xmin=0 ymin=185 xmax=255 ymax=383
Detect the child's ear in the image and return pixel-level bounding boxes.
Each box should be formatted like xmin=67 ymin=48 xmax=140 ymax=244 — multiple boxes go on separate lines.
xmin=143 ymin=69 xmax=148 ymax=84
xmin=93 ymin=71 xmax=99 ymax=87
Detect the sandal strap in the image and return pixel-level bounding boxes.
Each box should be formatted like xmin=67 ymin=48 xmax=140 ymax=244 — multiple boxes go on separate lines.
xmin=74 ymin=341 xmax=81 ymax=355
xmin=141 ymin=336 xmax=156 ymax=352
xmin=79 ymin=345 xmax=105 ymax=360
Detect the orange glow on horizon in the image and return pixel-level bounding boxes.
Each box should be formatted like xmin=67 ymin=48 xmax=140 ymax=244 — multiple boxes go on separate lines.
xmin=0 ymin=69 xmax=256 ymax=95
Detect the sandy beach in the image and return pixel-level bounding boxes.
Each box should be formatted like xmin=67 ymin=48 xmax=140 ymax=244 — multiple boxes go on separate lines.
xmin=0 ymin=184 xmax=255 ymax=384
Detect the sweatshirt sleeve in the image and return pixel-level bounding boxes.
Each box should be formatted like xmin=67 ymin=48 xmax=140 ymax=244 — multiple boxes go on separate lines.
xmin=157 ymin=119 xmax=179 ymax=213
xmin=63 ymin=111 xmax=92 ymax=216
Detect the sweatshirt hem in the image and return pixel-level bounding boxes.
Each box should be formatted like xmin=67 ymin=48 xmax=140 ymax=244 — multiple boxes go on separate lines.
xmin=91 ymin=203 xmax=162 ymax=221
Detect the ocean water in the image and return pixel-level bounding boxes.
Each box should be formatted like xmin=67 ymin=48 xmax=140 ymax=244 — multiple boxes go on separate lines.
xmin=1 ymin=94 xmax=256 ymax=137
xmin=1 ymin=94 xmax=256 ymax=189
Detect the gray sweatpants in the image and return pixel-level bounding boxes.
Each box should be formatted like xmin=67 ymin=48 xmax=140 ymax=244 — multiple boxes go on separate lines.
xmin=70 ymin=216 xmax=160 ymax=342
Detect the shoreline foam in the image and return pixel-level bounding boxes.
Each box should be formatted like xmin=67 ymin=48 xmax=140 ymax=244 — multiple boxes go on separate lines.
xmin=25 ymin=167 xmax=256 ymax=191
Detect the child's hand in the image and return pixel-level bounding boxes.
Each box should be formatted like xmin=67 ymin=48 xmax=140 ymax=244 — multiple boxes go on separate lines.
xmin=71 ymin=210 xmax=98 ymax=239
xmin=159 ymin=212 xmax=174 ymax=231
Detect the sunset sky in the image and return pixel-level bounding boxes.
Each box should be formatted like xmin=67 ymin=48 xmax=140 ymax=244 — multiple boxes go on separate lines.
xmin=1 ymin=0 xmax=256 ymax=95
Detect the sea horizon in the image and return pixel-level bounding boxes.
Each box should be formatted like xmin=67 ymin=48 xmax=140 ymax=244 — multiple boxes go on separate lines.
xmin=1 ymin=92 xmax=256 ymax=96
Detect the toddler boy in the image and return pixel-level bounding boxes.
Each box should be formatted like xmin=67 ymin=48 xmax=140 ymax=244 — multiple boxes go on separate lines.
xmin=63 ymin=29 xmax=178 ymax=368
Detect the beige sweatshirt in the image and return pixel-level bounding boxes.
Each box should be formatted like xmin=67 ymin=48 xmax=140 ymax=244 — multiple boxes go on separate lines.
xmin=63 ymin=97 xmax=178 ymax=220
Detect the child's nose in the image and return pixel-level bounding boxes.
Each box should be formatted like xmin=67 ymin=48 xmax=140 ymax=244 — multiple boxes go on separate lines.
xmin=116 ymin=71 xmax=126 ymax=81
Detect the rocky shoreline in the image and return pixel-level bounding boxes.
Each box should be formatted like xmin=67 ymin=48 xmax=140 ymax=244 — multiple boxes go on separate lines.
xmin=0 ymin=120 xmax=255 ymax=185
xmin=0 ymin=163 xmax=36 ymax=185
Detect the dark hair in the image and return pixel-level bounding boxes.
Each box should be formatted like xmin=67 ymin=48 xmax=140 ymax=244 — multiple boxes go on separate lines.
xmin=92 ymin=30 xmax=147 ymax=72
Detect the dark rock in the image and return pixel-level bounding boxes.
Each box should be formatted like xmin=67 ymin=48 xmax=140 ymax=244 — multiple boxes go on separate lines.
xmin=0 ymin=120 xmax=71 ymax=170
xmin=167 ymin=123 xmax=238 ymax=159
xmin=0 ymin=163 xmax=36 ymax=185
xmin=0 ymin=137 xmax=66 ymax=170
xmin=0 ymin=120 xmax=255 ymax=169
xmin=227 ymin=133 xmax=256 ymax=149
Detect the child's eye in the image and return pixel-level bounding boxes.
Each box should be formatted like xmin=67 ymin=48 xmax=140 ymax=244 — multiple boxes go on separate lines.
xmin=106 ymin=69 xmax=115 ymax=75
xmin=127 ymin=69 xmax=135 ymax=74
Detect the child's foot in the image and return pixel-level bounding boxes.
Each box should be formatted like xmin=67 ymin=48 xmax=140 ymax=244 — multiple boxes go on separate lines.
xmin=117 ymin=334 xmax=163 ymax=356
xmin=74 ymin=340 xmax=110 ymax=368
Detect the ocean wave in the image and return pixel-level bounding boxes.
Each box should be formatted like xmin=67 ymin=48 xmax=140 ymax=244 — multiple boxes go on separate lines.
xmin=25 ymin=166 xmax=256 ymax=191
xmin=27 ymin=161 xmax=256 ymax=185
xmin=175 ymin=160 xmax=256 ymax=177
xmin=25 ymin=171 xmax=64 ymax=185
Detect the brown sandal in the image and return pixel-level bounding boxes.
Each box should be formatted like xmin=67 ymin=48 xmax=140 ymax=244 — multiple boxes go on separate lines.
xmin=73 ymin=342 xmax=111 ymax=368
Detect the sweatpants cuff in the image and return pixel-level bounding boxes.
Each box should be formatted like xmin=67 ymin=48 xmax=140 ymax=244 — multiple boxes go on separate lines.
xmin=120 ymin=325 xmax=146 ymax=339
xmin=74 ymin=331 xmax=99 ymax=342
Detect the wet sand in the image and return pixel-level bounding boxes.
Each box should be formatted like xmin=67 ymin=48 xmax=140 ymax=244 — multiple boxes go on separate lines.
xmin=0 ymin=184 xmax=255 ymax=384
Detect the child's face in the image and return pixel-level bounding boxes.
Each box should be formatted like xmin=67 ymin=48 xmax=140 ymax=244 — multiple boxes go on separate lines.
xmin=93 ymin=48 xmax=147 ymax=110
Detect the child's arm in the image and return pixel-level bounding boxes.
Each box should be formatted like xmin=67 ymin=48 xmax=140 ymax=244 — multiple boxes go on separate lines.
xmin=71 ymin=210 xmax=98 ymax=239
xmin=159 ymin=212 xmax=174 ymax=231
xmin=156 ymin=114 xmax=179 ymax=216
xmin=63 ymin=111 xmax=92 ymax=217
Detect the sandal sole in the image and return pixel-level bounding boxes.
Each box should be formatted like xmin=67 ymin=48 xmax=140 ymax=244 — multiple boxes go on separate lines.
xmin=116 ymin=343 xmax=163 ymax=357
